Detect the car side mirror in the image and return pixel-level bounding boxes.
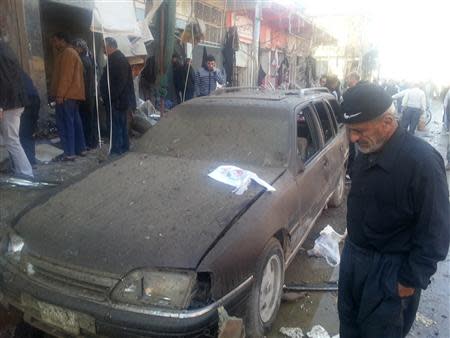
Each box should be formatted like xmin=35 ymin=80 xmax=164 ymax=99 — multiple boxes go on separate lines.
xmin=297 ymin=158 xmax=305 ymax=174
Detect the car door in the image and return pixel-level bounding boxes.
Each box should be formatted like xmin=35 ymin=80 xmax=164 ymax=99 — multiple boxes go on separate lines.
xmin=310 ymin=99 xmax=342 ymax=198
xmin=289 ymin=104 xmax=329 ymax=250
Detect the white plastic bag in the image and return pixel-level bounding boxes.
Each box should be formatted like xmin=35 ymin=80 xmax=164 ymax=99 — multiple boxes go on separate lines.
xmin=307 ymin=225 xmax=345 ymax=267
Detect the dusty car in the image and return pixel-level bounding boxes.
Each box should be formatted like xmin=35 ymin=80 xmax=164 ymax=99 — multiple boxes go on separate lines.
xmin=0 ymin=88 xmax=348 ymax=337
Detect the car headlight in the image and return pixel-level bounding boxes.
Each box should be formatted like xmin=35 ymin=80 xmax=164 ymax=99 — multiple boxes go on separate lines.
xmin=8 ymin=233 xmax=24 ymax=254
xmin=111 ymin=269 xmax=196 ymax=309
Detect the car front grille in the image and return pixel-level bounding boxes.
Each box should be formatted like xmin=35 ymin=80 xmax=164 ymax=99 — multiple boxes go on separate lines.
xmin=17 ymin=254 xmax=120 ymax=302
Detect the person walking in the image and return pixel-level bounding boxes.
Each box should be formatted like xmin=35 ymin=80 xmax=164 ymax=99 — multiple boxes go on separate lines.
xmin=19 ymin=71 xmax=40 ymax=167
xmin=50 ymin=32 xmax=87 ymax=161
xmin=392 ymin=84 xmax=426 ymax=134
xmin=194 ymin=55 xmax=225 ymax=97
xmin=0 ymin=41 xmax=33 ymax=178
xmin=338 ymin=83 xmax=450 ymax=338
xmin=100 ymin=37 xmax=135 ymax=155
xmin=73 ymin=38 xmax=98 ymax=149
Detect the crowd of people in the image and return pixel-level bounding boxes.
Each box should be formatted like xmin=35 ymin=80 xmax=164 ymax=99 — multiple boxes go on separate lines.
xmin=0 ymin=33 xmax=136 ymax=178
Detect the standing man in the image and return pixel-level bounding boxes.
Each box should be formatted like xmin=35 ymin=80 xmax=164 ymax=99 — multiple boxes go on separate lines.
xmin=50 ymin=32 xmax=86 ymax=161
xmin=19 ymin=71 xmax=40 ymax=167
xmin=0 ymin=41 xmax=33 ymax=178
xmin=392 ymin=84 xmax=426 ymax=134
xmin=100 ymin=37 xmax=135 ymax=155
xmin=346 ymin=71 xmax=361 ymax=89
xmin=73 ymin=38 xmax=98 ymax=150
xmin=194 ymin=55 xmax=225 ymax=97
xmin=338 ymin=83 xmax=450 ymax=338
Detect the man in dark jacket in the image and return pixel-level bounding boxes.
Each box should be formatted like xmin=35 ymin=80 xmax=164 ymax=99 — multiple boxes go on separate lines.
xmin=338 ymin=83 xmax=449 ymax=338
xmin=100 ymin=37 xmax=135 ymax=155
xmin=0 ymin=41 xmax=33 ymax=178
xmin=73 ymin=38 xmax=98 ymax=149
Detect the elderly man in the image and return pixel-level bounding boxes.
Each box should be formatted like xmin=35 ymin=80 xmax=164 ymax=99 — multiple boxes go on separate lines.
xmin=100 ymin=37 xmax=135 ymax=155
xmin=338 ymin=83 xmax=449 ymax=338
xmin=50 ymin=32 xmax=86 ymax=161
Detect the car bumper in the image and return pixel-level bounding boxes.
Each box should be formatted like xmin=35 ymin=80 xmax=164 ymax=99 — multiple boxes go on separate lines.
xmin=0 ymin=260 xmax=253 ymax=337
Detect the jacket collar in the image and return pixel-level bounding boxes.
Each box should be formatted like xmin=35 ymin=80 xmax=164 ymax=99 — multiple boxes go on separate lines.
xmin=363 ymin=126 xmax=406 ymax=172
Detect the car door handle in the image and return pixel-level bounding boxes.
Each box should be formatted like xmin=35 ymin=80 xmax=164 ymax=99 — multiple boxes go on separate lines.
xmin=323 ymin=158 xmax=329 ymax=167
xmin=339 ymin=144 xmax=344 ymax=152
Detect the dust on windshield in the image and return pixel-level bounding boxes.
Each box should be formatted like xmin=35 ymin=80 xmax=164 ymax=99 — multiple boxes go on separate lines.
xmin=135 ymin=100 xmax=290 ymax=168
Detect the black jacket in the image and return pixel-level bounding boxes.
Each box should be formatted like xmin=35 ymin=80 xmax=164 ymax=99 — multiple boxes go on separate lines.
xmin=0 ymin=41 xmax=28 ymax=110
xmin=100 ymin=50 xmax=135 ymax=111
xmin=347 ymin=127 xmax=450 ymax=289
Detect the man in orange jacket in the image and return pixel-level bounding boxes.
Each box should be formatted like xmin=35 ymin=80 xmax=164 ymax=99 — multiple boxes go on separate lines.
xmin=50 ymin=32 xmax=86 ymax=161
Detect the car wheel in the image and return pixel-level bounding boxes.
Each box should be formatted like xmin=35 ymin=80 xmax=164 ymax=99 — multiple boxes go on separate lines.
xmin=245 ymin=238 xmax=284 ymax=337
xmin=328 ymin=169 xmax=345 ymax=207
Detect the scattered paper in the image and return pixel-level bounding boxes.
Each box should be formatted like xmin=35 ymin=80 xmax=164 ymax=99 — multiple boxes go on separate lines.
xmin=208 ymin=165 xmax=276 ymax=195
xmin=416 ymin=312 xmax=436 ymax=327
xmin=35 ymin=143 xmax=64 ymax=163
xmin=280 ymin=327 xmax=304 ymax=338
xmin=307 ymin=325 xmax=331 ymax=338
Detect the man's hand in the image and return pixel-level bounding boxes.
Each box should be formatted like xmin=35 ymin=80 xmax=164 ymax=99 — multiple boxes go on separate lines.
xmin=56 ymin=97 xmax=64 ymax=104
xmin=398 ymin=283 xmax=415 ymax=297
xmin=0 ymin=108 xmax=3 ymax=120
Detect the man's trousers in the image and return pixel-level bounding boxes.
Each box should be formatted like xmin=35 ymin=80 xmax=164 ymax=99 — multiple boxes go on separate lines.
xmin=0 ymin=107 xmax=33 ymax=178
xmin=338 ymin=240 xmax=421 ymax=338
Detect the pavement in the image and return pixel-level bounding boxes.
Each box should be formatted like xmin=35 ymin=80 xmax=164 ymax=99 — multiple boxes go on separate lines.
xmin=0 ymin=100 xmax=449 ymax=337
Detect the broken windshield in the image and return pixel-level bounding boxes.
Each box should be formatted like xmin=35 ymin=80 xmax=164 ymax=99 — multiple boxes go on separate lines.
xmin=135 ymin=100 xmax=290 ymax=168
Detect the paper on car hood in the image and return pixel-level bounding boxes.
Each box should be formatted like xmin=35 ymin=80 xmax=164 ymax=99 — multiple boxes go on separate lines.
xmin=208 ymin=165 xmax=276 ymax=195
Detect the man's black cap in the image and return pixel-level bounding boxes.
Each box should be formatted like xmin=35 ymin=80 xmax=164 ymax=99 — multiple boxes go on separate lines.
xmin=341 ymin=83 xmax=392 ymax=124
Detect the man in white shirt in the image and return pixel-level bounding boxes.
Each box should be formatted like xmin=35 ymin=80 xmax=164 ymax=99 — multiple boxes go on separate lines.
xmin=392 ymin=84 xmax=426 ymax=134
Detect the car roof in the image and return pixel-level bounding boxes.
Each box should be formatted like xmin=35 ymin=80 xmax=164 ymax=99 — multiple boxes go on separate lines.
xmin=192 ymin=87 xmax=337 ymax=108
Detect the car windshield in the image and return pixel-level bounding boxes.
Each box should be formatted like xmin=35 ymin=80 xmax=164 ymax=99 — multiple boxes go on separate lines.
xmin=134 ymin=100 xmax=290 ymax=168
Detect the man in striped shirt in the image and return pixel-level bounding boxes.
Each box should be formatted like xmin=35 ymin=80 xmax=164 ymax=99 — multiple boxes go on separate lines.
xmin=194 ymin=55 xmax=225 ymax=97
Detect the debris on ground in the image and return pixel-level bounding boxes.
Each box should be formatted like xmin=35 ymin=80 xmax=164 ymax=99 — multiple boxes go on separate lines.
xmin=284 ymin=281 xmax=338 ymax=293
xmin=217 ymin=306 xmax=245 ymax=338
xmin=280 ymin=327 xmax=304 ymax=338
xmin=0 ymin=177 xmax=57 ymax=188
xmin=415 ymin=312 xmax=436 ymax=327
xmin=307 ymin=225 xmax=346 ymax=266
xmin=35 ymin=143 xmax=64 ymax=163
xmin=306 ymin=325 xmax=331 ymax=338
xmin=282 ymin=291 xmax=308 ymax=302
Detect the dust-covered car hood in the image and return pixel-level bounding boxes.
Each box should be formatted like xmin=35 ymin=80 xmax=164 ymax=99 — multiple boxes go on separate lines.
xmin=15 ymin=153 xmax=284 ymax=275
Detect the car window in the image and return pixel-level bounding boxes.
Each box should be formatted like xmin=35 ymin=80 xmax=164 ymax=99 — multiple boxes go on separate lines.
xmin=313 ymin=101 xmax=334 ymax=143
xmin=327 ymin=99 xmax=343 ymax=127
xmin=297 ymin=106 xmax=320 ymax=163
xmin=323 ymin=100 xmax=338 ymax=133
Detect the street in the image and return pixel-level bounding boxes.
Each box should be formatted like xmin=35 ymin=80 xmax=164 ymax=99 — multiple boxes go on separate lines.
xmin=1 ymin=100 xmax=448 ymax=337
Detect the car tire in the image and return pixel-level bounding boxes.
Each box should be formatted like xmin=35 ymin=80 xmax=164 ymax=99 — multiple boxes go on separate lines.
xmin=328 ymin=169 xmax=345 ymax=207
xmin=245 ymin=238 xmax=284 ymax=338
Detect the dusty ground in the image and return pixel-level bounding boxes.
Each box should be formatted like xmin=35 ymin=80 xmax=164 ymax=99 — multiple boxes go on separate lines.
xmin=0 ymin=100 xmax=449 ymax=337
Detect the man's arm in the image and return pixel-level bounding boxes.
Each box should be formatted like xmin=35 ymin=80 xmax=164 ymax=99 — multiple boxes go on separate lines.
xmin=108 ymin=57 xmax=129 ymax=101
xmin=214 ymin=68 xmax=225 ymax=85
xmin=392 ymin=89 xmax=408 ymax=99
xmin=397 ymin=150 xmax=450 ymax=290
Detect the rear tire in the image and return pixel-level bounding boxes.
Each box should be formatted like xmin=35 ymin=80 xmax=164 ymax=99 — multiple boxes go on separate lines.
xmin=245 ymin=238 xmax=284 ymax=338
xmin=328 ymin=170 xmax=345 ymax=207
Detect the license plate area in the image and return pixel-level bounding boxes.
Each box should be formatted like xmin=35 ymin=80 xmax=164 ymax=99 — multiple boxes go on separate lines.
xmin=21 ymin=294 xmax=95 ymax=335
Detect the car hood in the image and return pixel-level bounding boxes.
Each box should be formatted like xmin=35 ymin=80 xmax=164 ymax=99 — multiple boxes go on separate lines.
xmin=15 ymin=153 xmax=284 ymax=275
